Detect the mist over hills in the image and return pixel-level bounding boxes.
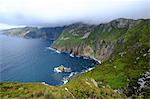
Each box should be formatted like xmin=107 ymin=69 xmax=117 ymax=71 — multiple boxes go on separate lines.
xmin=1 ymin=18 xmax=150 ymax=98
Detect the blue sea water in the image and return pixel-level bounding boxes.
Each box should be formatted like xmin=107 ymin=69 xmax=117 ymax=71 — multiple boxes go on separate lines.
xmin=0 ymin=35 xmax=96 ymax=85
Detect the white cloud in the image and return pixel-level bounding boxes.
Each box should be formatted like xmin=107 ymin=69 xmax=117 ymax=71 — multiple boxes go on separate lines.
xmin=0 ymin=23 xmax=24 ymax=30
xmin=0 ymin=0 xmax=149 ymax=28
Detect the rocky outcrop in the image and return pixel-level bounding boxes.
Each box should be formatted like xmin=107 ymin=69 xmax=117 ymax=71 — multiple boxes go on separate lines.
xmin=122 ymin=70 xmax=150 ymax=97
xmin=52 ymin=18 xmax=139 ymax=62
xmin=1 ymin=18 xmax=149 ymax=98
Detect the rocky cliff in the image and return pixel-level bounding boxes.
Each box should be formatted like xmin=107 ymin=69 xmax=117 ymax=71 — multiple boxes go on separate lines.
xmin=1 ymin=18 xmax=149 ymax=98
xmin=52 ymin=18 xmax=150 ymax=98
xmin=52 ymin=18 xmax=139 ymax=62
xmin=2 ymin=26 xmax=64 ymax=40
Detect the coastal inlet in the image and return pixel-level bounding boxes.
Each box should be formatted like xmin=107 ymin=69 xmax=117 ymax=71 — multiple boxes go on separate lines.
xmin=0 ymin=35 xmax=98 ymax=85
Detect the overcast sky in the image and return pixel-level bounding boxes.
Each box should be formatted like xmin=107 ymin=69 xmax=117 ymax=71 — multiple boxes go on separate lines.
xmin=0 ymin=0 xmax=149 ymax=29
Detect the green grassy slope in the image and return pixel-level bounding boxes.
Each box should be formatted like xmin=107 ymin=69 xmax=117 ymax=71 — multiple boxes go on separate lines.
xmin=65 ymin=19 xmax=150 ymax=98
xmin=1 ymin=19 xmax=149 ymax=98
xmin=52 ymin=18 xmax=136 ymax=61
xmin=1 ymin=27 xmax=39 ymax=37
xmin=0 ymin=80 xmax=126 ymax=99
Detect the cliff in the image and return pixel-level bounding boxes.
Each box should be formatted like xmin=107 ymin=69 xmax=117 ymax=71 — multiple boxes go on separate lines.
xmin=52 ymin=18 xmax=139 ymax=62
xmin=1 ymin=18 xmax=149 ymax=98
xmin=52 ymin=18 xmax=150 ymax=97
xmin=1 ymin=26 xmax=64 ymax=40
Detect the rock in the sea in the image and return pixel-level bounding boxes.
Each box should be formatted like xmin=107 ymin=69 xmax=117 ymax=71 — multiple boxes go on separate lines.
xmin=54 ymin=65 xmax=72 ymax=73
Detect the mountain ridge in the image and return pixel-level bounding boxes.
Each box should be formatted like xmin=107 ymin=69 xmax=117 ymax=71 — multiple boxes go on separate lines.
xmin=52 ymin=18 xmax=150 ymax=98
xmin=1 ymin=26 xmax=64 ymax=40
xmin=52 ymin=18 xmax=148 ymax=62
xmin=1 ymin=18 xmax=150 ymax=98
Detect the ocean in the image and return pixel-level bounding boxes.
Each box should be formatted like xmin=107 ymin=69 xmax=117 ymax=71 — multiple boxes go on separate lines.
xmin=0 ymin=35 xmax=96 ymax=85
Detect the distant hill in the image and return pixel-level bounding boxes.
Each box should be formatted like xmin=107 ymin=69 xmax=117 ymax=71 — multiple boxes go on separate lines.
xmin=1 ymin=26 xmax=64 ymax=40
xmin=1 ymin=18 xmax=150 ymax=98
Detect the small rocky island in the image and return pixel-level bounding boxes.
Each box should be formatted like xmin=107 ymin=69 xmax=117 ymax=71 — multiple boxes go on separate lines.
xmin=54 ymin=65 xmax=72 ymax=73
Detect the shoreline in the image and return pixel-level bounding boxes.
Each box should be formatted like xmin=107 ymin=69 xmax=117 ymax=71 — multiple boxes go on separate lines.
xmin=62 ymin=67 xmax=96 ymax=85
xmin=47 ymin=46 xmax=101 ymax=85
xmin=47 ymin=47 xmax=102 ymax=64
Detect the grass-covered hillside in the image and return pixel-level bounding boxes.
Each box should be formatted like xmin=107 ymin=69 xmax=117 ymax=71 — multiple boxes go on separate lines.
xmin=52 ymin=18 xmax=149 ymax=62
xmin=52 ymin=18 xmax=150 ymax=98
xmin=1 ymin=18 xmax=149 ymax=98
xmin=0 ymin=79 xmax=126 ymax=98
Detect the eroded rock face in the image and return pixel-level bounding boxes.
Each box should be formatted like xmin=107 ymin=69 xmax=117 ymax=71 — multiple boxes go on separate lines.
xmin=111 ymin=18 xmax=135 ymax=29
xmin=83 ymin=45 xmax=94 ymax=57
xmin=95 ymin=43 xmax=114 ymax=62
xmin=52 ymin=18 xmax=135 ymax=61
xmin=122 ymin=70 xmax=150 ymax=97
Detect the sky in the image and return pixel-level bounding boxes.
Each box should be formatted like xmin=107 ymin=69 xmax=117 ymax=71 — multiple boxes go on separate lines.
xmin=0 ymin=0 xmax=149 ymax=29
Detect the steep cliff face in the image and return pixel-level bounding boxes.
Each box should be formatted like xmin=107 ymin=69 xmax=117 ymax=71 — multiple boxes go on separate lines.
xmin=52 ymin=18 xmax=138 ymax=62
xmin=2 ymin=27 xmax=64 ymax=40
xmin=79 ymin=19 xmax=150 ymax=97
xmin=1 ymin=18 xmax=149 ymax=98
xmin=39 ymin=27 xmax=64 ymax=40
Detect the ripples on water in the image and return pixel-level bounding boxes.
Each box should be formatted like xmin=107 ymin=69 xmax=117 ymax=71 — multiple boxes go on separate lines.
xmin=0 ymin=35 xmax=96 ymax=85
